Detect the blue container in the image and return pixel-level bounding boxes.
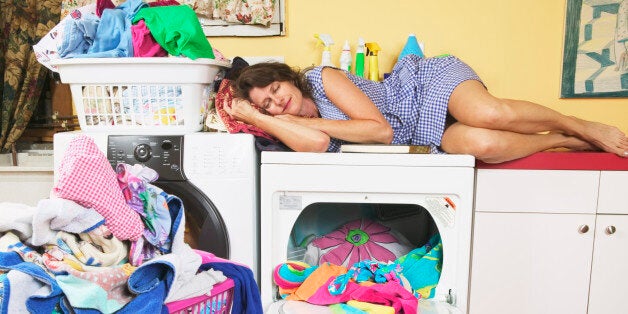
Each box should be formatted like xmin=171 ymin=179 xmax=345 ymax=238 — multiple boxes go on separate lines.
xmin=398 ymin=34 xmax=424 ymax=60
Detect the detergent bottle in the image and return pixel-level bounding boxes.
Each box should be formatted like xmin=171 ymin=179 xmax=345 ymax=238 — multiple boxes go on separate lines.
xmin=339 ymin=40 xmax=352 ymax=72
xmin=365 ymin=42 xmax=381 ymax=81
xmin=354 ymin=37 xmax=366 ymax=77
xmin=398 ymin=33 xmax=424 ymax=60
xmin=314 ymin=34 xmax=335 ymax=67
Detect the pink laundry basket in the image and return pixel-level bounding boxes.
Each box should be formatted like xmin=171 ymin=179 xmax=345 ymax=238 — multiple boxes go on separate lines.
xmin=166 ymin=278 xmax=235 ymax=314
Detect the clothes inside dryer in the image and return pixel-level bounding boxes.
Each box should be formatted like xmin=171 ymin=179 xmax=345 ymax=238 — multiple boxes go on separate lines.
xmin=275 ymin=201 xmax=449 ymax=306
xmin=287 ymin=203 xmax=439 ymax=266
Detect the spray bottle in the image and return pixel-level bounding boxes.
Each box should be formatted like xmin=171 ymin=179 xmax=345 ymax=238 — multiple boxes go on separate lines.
xmin=354 ymin=37 xmax=366 ymax=77
xmin=314 ymin=33 xmax=335 ymax=67
xmin=339 ymin=40 xmax=352 ymax=72
xmin=365 ymin=42 xmax=381 ymax=81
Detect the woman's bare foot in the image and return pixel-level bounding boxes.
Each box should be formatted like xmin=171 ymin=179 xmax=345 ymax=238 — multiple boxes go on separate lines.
xmin=573 ymin=119 xmax=628 ymax=157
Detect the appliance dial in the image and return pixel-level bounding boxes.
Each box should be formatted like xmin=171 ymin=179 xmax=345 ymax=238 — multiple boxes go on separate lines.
xmin=134 ymin=143 xmax=152 ymax=162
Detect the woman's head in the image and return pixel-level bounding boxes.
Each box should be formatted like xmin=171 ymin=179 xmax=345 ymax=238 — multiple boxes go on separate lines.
xmin=232 ymin=62 xmax=315 ymax=116
xmin=233 ymin=62 xmax=312 ymax=101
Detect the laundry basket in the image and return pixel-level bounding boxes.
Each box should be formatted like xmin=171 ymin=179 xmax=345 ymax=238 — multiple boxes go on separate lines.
xmin=51 ymin=58 xmax=230 ymax=134
xmin=166 ymin=278 xmax=235 ymax=314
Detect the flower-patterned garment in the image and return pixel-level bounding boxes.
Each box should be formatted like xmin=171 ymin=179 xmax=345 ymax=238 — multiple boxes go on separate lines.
xmin=62 ymin=0 xmax=277 ymax=25
xmin=62 ymin=0 xmax=212 ymax=19
xmin=213 ymin=0 xmax=276 ymax=25
xmin=306 ymin=219 xmax=414 ymax=267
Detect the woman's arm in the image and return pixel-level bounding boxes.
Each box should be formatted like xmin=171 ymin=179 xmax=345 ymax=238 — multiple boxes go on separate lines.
xmin=225 ymin=98 xmax=330 ymax=152
xmin=287 ymin=67 xmax=393 ymax=144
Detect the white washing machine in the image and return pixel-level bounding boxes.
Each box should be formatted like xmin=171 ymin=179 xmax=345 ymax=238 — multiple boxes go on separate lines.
xmin=260 ymin=152 xmax=475 ymax=313
xmin=53 ymin=131 xmax=260 ymax=280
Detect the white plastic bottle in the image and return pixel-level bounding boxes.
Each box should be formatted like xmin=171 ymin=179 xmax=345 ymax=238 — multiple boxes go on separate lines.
xmin=315 ymin=34 xmax=335 ymax=67
xmin=339 ymin=40 xmax=352 ymax=72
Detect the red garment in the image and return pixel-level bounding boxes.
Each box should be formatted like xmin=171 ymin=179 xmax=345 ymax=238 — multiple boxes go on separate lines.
xmin=148 ymin=0 xmax=181 ymax=7
xmin=96 ymin=0 xmax=115 ymax=17
xmin=131 ymin=19 xmax=168 ymax=57
xmin=214 ymin=79 xmax=275 ymax=140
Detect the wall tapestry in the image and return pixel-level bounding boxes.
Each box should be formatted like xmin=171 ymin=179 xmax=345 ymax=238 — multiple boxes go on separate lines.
xmin=561 ymin=0 xmax=628 ymax=97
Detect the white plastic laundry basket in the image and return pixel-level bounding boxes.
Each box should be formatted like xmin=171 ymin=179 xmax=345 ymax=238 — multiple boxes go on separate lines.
xmin=51 ymin=58 xmax=230 ymax=134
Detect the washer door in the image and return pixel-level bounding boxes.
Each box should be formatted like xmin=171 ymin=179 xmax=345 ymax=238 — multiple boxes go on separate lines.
xmin=154 ymin=181 xmax=229 ymax=259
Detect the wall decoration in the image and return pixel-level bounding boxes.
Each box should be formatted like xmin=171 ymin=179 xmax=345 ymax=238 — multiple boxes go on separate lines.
xmin=561 ymin=0 xmax=628 ymax=97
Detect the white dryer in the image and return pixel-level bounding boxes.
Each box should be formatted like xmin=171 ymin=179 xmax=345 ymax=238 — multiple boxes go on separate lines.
xmin=260 ymin=152 xmax=475 ymax=313
xmin=53 ymin=132 xmax=260 ymax=280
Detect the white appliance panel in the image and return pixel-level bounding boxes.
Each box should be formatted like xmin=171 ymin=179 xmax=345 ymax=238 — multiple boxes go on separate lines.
xmin=260 ymin=151 xmax=475 ymax=313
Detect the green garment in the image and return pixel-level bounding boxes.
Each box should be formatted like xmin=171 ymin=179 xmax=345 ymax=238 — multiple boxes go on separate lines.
xmin=133 ymin=5 xmax=215 ymax=59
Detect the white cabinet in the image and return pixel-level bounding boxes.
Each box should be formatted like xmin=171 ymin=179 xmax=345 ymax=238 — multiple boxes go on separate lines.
xmin=0 ymin=169 xmax=53 ymax=206
xmin=588 ymin=215 xmax=628 ymax=313
xmin=470 ymin=168 xmax=628 ymax=314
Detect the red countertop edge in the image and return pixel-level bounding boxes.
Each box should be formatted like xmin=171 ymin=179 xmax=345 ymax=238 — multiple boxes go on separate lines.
xmin=475 ymin=152 xmax=628 ymax=170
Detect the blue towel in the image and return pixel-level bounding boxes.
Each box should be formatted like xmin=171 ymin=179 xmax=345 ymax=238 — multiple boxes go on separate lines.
xmin=200 ymin=262 xmax=262 ymax=314
xmin=125 ymin=259 xmax=174 ymax=313
xmin=0 ymin=251 xmax=66 ymax=313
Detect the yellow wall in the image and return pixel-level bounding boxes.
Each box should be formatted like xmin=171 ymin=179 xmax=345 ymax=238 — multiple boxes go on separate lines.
xmin=208 ymin=0 xmax=628 ymax=132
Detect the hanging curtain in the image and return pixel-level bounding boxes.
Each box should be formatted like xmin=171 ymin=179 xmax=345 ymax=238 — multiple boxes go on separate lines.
xmin=0 ymin=0 xmax=61 ymax=152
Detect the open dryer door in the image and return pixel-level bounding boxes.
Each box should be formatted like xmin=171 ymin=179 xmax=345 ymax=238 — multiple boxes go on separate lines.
xmin=266 ymin=300 xmax=462 ymax=314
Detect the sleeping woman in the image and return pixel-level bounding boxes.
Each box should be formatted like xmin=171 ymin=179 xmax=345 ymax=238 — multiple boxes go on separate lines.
xmin=224 ymin=55 xmax=628 ymax=163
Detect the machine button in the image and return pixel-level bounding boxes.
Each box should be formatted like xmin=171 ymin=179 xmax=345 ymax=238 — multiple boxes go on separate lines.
xmin=161 ymin=140 xmax=173 ymax=150
xmin=134 ymin=143 xmax=152 ymax=162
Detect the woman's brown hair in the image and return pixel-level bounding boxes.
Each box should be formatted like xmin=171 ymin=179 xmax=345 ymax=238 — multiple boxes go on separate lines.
xmin=233 ymin=62 xmax=313 ymax=100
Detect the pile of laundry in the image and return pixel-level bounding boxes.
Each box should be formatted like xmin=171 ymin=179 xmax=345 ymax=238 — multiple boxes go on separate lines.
xmin=273 ymin=220 xmax=443 ymax=314
xmin=33 ymin=0 xmax=232 ymax=128
xmin=0 ymin=135 xmax=261 ymax=313
xmin=34 ymin=0 xmax=229 ymax=72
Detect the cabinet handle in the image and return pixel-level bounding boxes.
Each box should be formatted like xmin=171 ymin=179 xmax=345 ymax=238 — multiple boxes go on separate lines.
xmin=605 ymin=225 xmax=616 ymax=235
xmin=578 ymin=225 xmax=590 ymax=234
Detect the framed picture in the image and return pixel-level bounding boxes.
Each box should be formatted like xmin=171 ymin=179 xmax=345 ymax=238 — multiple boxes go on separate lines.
xmin=561 ymin=0 xmax=628 ymax=98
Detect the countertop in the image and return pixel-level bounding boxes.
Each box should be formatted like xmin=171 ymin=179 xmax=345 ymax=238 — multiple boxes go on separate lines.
xmin=476 ymin=152 xmax=628 ymax=170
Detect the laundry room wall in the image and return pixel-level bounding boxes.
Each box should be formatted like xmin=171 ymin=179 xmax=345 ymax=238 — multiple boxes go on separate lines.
xmin=208 ymin=0 xmax=628 ymax=134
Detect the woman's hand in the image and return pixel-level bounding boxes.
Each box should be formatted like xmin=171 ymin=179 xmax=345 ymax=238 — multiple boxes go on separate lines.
xmin=224 ymin=98 xmax=261 ymax=124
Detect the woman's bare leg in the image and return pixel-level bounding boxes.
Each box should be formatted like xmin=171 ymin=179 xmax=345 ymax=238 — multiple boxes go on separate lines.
xmin=446 ymin=80 xmax=628 ymax=157
xmin=441 ymin=122 xmax=596 ymax=163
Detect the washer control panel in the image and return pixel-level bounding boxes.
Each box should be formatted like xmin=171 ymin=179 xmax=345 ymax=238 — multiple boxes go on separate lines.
xmin=107 ymin=135 xmax=185 ymax=181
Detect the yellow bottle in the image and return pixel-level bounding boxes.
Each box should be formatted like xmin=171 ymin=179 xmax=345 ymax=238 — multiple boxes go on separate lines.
xmin=365 ymin=42 xmax=381 ymax=81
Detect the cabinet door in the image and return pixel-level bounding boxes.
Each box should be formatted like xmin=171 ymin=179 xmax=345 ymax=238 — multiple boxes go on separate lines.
xmin=469 ymin=212 xmax=595 ymax=314
xmin=598 ymin=172 xmax=628 ymax=214
xmin=587 ymin=215 xmax=628 ymax=314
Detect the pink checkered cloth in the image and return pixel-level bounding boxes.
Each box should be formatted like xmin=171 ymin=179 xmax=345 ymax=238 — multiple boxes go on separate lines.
xmin=52 ymin=135 xmax=144 ymax=241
